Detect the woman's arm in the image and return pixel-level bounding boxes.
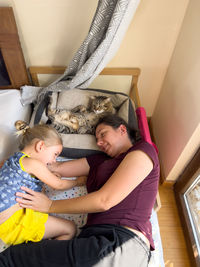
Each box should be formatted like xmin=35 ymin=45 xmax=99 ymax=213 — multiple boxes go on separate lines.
xmin=16 ymin=150 xmax=153 ymax=213
xmin=22 ymin=157 xmax=89 ymax=190
xmin=49 ymin=158 xmax=90 ymax=177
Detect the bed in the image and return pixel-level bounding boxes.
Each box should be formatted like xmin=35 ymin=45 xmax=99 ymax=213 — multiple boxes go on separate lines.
xmin=0 ymin=67 xmax=164 ymax=266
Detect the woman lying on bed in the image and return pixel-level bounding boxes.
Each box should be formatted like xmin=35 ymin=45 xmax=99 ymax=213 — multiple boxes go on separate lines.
xmin=0 ymin=114 xmax=160 ymax=267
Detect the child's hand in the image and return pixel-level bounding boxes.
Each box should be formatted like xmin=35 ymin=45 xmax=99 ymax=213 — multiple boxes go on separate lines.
xmin=76 ymin=175 xmax=87 ymax=186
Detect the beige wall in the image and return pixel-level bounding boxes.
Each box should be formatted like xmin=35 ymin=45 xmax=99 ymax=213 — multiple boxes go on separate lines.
xmin=0 ymin=0 xmax=188 ymax=116
xmin=152 ymin=0 xmax=200 ymax=181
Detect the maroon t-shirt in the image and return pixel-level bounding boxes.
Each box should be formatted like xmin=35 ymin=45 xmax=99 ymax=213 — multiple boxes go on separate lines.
xmin=86 ymin=140 xmax=160 ymax=250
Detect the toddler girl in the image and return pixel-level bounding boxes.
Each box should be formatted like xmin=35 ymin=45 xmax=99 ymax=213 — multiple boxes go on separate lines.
xmin=0 ymin=121 xmax=85 ymax=245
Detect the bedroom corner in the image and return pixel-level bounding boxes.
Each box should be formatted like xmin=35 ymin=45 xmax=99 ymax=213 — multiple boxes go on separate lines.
xmin=0 ymin=0 xmax=196 ymax=266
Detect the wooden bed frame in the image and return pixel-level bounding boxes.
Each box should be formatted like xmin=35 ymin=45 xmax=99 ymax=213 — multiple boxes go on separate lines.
xmin=28 ymin=66 xmax=161 ymax=212
xmin=28 ymin=66 xmax=141 ymax=108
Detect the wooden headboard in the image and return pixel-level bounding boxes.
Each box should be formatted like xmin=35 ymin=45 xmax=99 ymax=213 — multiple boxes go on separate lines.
xmin=28 ymin=66 xmax=141 ymax=108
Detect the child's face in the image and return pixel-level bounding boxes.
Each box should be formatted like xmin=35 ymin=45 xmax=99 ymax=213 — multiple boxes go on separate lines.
xmin=39 ymin=143 xmax=63 ymax=165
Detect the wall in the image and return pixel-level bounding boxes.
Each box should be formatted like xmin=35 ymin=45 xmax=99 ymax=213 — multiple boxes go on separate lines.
xmin=0 ymin=0 xmax=189 ymax=116
xmin=152 ymin=0 xmax=200 ymax=181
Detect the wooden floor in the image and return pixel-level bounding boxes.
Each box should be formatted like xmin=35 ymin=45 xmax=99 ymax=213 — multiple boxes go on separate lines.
xmin=157 ymin=185 xmax=191 ymax=267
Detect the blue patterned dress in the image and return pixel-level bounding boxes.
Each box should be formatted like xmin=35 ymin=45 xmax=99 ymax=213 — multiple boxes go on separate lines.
xmin=0 ymin=152 xmax=43 ymax=212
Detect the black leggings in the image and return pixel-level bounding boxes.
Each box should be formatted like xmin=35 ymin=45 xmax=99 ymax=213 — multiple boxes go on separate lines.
xmin=0 ymin=224 xmax=151 ymax=267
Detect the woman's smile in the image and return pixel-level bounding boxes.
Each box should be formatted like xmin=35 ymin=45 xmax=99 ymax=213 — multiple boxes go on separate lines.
xmin=98 ymin=142 xmax=109 ymax=153
xmin=103 ymin=144 xmax=110 ymax=153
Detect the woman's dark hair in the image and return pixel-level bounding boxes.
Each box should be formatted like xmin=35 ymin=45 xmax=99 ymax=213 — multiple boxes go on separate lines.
xmin=96 ymin=114 xmax=141 ymax=143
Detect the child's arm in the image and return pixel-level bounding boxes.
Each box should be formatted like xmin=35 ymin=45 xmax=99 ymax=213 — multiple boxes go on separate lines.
xmin=22 ymin=157 xmax=82 ymax=190
xmin=48 ymin=158 xmax=89 ymax=178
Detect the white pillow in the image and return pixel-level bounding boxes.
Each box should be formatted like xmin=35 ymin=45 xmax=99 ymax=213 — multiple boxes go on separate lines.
xmin=0 ymin=89 xmax=31 ymax=161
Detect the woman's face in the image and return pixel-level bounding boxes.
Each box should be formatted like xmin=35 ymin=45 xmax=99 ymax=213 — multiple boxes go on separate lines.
xmin=95 ymin=123 xmax=125 ymax=157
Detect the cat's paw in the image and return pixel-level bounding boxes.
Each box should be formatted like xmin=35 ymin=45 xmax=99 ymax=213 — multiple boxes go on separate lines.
xmin=71 ymin=105 xmax=87 ymax=113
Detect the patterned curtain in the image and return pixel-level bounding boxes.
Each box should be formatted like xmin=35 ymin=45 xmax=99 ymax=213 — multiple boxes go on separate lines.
xmin=22 ymin=0 xmax=140 ymax=104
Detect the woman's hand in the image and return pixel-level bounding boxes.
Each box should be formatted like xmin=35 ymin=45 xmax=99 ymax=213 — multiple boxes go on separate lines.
xmin=76 ymin=175 xmax=87 ymax=186
xmin=16 ymin=187 xmax=53 ymax=213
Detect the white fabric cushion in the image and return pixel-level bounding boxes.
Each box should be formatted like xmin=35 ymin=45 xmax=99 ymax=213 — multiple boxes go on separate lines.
xmin=0 ymin=89 xmax=31 ymax=161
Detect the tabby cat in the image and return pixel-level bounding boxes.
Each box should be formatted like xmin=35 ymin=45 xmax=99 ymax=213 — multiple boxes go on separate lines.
xmin=47 ymin=95 xmax=116 ymax=134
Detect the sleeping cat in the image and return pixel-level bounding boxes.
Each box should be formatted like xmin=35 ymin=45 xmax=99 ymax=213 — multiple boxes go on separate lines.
xmin=47 ymin=95 xmax=116 ymax=134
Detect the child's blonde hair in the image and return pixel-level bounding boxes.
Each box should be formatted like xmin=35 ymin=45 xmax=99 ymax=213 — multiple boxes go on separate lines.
xmin=15 ymin=120 xmax=63 ymax=150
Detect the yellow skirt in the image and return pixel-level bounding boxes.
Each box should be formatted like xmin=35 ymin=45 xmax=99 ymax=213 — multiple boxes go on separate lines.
xmin=0 ymin=208 xmax=48 ymax=245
